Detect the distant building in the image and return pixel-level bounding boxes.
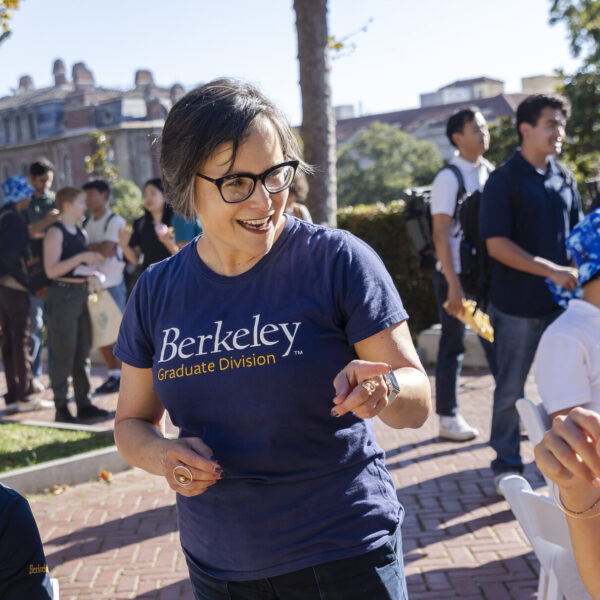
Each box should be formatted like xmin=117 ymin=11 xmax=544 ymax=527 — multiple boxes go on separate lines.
xmin=521 ymin=74 xmax=562 ymax=95
xmin=419 ymin=76 xmax=505 ymax=108
xmin=0 ymin=59 xmax=185 ymax=188
xmin=336 ymin=93 xmax=528 ymax=161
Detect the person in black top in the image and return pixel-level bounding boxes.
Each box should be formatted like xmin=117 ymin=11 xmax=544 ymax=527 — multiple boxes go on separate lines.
xmin=43 ymin=187 xmax=109 ymax=423
xmin=0 ymin=175 xmax=51 ymax=414
xmin=0 ymin=483 xmax=53 ymax=600
xmin=118 ymin=178 xmax=178 ymax=272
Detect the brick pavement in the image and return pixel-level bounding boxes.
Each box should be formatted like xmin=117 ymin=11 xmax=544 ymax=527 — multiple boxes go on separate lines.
xmin=2 ymin=367 xmax=546 ymax=599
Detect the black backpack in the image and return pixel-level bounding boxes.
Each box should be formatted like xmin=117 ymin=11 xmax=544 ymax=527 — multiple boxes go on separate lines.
xmin=403 ymin=164 xmax=466 ymax=271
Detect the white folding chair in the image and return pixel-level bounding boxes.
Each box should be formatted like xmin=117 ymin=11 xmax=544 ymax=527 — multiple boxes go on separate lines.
xmin=50 ymin=577 xmax=59 ymax=599
xmin=516 ymin=397 xmax=553 ymax=487
xmin=499 ymin=475 xmax=592 ymax=600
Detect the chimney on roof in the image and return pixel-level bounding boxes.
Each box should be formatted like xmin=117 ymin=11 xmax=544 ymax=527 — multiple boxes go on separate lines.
xmin=72 ymin=62 xmax=95 ymax=90
xmin=135 ymin=69 xmax=155 ymax=88
xmin=18 ymin=75 xmax=34 ymax=92
xmin=170 ymin=84 xmax=184 ymax=104
xmin=53 ymin=59 xmax=67 ymax=86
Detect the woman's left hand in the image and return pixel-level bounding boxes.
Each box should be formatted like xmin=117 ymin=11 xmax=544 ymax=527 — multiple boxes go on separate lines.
xmin=331 ymin=359 xmax=391 ymax=420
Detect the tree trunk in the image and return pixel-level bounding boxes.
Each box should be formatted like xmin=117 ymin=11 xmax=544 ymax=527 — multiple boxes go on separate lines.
xmin=294 ymin=0 xmax=337 ymax=227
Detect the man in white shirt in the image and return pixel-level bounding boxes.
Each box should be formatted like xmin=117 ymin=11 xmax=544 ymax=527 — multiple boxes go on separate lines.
xmin=82 ymin=180 xmax=126 ymax=394
xmin=431 ymin=108 xmax=497 ymax=441
xmin=534 ymin=208 xmax=600 ymax=418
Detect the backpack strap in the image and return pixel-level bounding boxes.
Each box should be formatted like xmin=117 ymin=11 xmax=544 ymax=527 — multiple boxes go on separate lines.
xmin=103 ymin=212 xmax=116 ymax=233
xmin=438 ymin=164 xmax=466 ymax=220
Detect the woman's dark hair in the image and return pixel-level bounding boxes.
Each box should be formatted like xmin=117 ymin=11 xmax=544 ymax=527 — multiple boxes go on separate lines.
xmin=144 ymin=178 xmax=163 ymax=193
xmin=446 ymin=107 xmax=479 ymax=147
xmin=516 ymin=94 xmax=571 ymax=143
xmin=160 ymin=78 xmax=305 ymax=218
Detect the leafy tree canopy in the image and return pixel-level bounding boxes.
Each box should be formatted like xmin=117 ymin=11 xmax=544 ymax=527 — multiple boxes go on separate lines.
xmin=549 ymin=0 xmax=600 ymax=188
xmin=337 ymin=122 xmax=443 ymax=206
xmin=111 ymin=179 xmax=142 ymax=225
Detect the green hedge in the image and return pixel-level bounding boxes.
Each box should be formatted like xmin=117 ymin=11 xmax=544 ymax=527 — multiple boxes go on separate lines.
xmin=337 ymin=200 xmax=437 ymax=337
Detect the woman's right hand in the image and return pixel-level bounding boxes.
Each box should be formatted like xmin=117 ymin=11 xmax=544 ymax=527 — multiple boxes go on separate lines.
xmin=534 ymin=407 xmax=600 ymax=507
xmin=163 ymin=437 xmax=223 ymax=497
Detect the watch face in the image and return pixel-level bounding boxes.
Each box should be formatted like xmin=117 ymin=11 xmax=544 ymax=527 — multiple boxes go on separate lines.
xmin=385 ymin=371 xmax=400 ymax=393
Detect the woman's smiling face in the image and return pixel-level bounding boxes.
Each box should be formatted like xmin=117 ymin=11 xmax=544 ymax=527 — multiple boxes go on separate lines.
xmin=193 ymin=117 xmax=289 ymax=276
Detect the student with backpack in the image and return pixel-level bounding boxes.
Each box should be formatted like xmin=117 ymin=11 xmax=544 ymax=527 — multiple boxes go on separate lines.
xmin=83 ymin=180 xmax=127 ymax=395
xmin=479 ymin=94 xmax=583 ymax=494
xmin=430 ymin=108 xmax=497 ymax=441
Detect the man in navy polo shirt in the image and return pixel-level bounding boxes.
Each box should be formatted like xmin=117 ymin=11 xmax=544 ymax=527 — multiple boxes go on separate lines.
xmin=479 ymin=94 xmax=582 ymax=493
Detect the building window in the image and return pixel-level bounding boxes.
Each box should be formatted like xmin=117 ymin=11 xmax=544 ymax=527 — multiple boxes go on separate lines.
xmin=3 ymin=118 xmax=11 ymax=143
xmin=1 ymin=165 xmax=10 ymax=181
xmin=27 ymin=113 xmax=35 ymax=139
xmin=22 ymin=163 xmax=29 ymax=177
xmin=16 ymin=115 xmax=23 ymax=142
xmin=63 ymin=153 xmax=73 ymax=185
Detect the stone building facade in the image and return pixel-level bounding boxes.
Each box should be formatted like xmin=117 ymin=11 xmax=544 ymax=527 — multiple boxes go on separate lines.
xmin=0 ymin=59 xmax=184 ymax=188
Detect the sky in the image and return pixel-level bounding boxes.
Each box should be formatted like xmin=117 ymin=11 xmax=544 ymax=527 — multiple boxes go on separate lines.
xmin=0 ymin=0 xmax=581 ymax=126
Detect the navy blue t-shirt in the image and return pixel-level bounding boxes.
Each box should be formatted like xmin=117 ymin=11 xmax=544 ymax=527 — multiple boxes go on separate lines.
xmin=114 ymin=216 xmax=407 ymax=580
xmin=479 ymin=151 xmax=582 ymax=317
xmin=0 ymin=484 xmax=52 ymax=600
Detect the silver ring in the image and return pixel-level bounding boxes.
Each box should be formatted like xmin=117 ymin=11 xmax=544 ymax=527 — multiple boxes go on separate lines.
xmin=173 ymin=465 xmax=193 ymax=487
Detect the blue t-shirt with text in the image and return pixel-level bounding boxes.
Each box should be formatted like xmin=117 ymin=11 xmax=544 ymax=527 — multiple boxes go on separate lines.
xmin=114 ymin=216 xmax=407 ymax=580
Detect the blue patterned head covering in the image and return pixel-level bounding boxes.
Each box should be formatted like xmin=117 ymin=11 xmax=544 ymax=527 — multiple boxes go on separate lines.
xmin=546 ymin=208 xmax=600 ymax=307
xmin=568 ymin=208 xmax=600 ymax=286
xmin=1 ymin=175 xmax=34 ymax=206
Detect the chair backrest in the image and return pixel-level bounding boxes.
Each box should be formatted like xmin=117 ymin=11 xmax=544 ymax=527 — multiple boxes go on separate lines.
xmin=499 ymin=475 xmax=592 ymax=600
xmin=50 ymin=577 xmax=60 ymax=599
xmin=517 ymin=397 xmax=551 ymax=447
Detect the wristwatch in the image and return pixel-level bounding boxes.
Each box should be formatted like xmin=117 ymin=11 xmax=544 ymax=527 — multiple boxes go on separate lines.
xmin=384 ymin=370 xmax=401 ymax=405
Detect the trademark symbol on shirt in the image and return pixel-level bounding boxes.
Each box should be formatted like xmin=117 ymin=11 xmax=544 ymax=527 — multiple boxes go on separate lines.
xmin=294 ymin=350 xmax=303 ymax=355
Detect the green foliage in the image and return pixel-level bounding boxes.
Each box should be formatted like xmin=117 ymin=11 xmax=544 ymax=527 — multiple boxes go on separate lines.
xmin=84 ymin=129 xmax=119 ymax=183
xmin=337 ymin=201 xmax=437 ymax=337
xmin=0 ymin=0 xmax=22 ymax=44
xmin=337 ymin=122 xmax=443 ymax=207
xmin=549 ymin=0 xmax=600 ymax=190
xmin=487 ymin=115 xmax=519 ymax=166
xmin=549 ymin=0 xmax=600 ymax=63
xmin=111 ymin=179 xmax=142 ymax=225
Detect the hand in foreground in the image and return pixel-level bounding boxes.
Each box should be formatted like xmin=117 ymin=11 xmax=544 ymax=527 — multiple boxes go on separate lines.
xmin=164 ymin=437 xmax=223 ymax=497
xmin=331 ymin=359 xmax=391 ymax=420
xmin=534 ymin=407 xmax=600 ymax=497
xmin=444 ymin=282 xmax=465 ymax=318
xmin=548 ymin=264 xmax=579 ymax=291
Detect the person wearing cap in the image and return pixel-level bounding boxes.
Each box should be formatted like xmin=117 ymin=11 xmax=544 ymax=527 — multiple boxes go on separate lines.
xmin=0 ymin=176 xmax=53 ymax=414
xmin=534 ymin=208 xmax=600 ymax=418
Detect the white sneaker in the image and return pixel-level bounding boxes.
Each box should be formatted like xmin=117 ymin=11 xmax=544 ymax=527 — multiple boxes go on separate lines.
xmin=31 ymin=378 xmax=45 ymax=393
xmin=494 ymin=471 xmax=523 ymax=496
xmin=439 ymin=414 xmax=479 ymax=441
xmin=16 ymin=397 xmax=54 ymax=412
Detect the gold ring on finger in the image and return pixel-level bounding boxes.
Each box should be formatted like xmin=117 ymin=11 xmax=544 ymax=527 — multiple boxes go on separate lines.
xmin=173 ymin=465 xmax=193 ymax=487
xmin=361 ymin=379 xmax=379 ymax=397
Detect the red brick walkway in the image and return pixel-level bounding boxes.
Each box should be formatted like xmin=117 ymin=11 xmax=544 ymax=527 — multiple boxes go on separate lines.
xmin=3 ymin=367 xmax=544 ymax=599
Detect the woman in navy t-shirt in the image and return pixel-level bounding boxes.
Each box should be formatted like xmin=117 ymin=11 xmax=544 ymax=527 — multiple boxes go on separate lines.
xmin=114 ymin=80 xmax=431 ymax=599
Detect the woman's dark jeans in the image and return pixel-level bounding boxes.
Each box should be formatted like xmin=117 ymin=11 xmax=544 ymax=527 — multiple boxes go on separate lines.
xmin=186 ymin=527 xmax=408 ymax=600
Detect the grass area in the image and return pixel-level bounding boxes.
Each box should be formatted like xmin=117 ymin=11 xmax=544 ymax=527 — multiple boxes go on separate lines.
xmin=0 ymin=422 xmax=115 ymax=473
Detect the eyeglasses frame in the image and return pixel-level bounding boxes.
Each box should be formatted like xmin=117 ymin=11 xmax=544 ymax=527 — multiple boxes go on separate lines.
xmin=195 ymin=160 xmax=299 ymax=204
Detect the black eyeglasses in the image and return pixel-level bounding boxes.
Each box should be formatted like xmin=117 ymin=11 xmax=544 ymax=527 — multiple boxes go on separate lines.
xmin=196 ymin=160 xmax=299 ymax=204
